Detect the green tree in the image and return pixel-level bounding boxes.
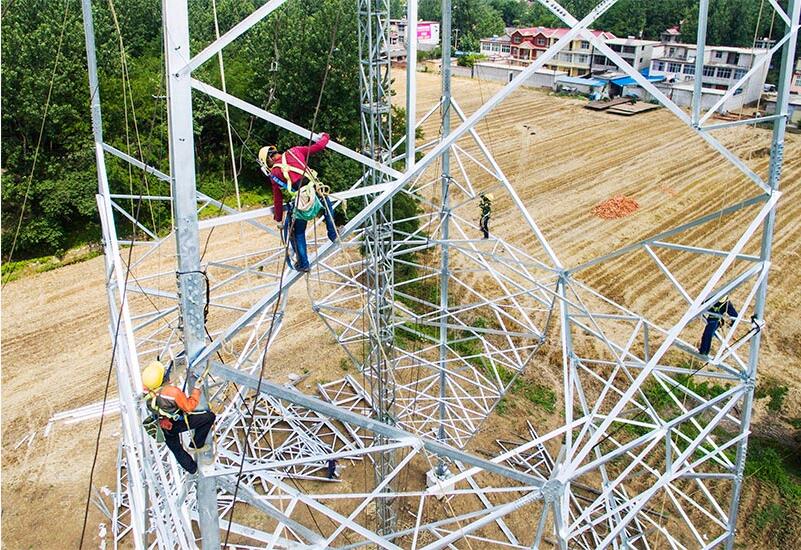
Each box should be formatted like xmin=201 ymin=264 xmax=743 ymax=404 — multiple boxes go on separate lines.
xmin=488 ymin=0 xmax=527 ymax=26
xmin=453 ymin=0 xmax=505 ymax=52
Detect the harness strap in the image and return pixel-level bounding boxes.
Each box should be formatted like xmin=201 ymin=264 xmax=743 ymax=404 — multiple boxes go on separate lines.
xmin=147 ymin=389 xmax=181 ymax=421
xmin=275 ymin=150 xmax=319 ymax=186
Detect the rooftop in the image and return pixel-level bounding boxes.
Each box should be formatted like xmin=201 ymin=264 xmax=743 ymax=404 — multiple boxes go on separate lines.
xmin=555 ymin=75 xmax=605 ymax=86
xmin=606 ymin=37 xmax=660 ymax=47
xmin=665 ymin=43 xmax=767 ymax=54
xmin=480 ymin=35 xmax=511 ymax=43
xmin=511 ymin=26 xmax=616 ymax=40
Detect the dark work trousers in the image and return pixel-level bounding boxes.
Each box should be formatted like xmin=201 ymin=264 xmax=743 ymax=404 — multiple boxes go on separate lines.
xmin=698 ymin=301 xmax=738 ymax=356
xmin=479 ymin=213 xmax=490 ymax=239
xmin=162 ymin=410 xmax=216 ymax=474
xmin=698 ymin=318 xmax=721 ymax=356
xmin=283 ymin=196 xmax=337 ymax=270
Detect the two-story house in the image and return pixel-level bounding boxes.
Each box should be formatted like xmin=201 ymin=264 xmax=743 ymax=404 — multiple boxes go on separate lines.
xmin=591 ymin=37 xmax=664 ymax=72
xmin=649 ymin=43 xmax=770 ymax=105
xmin=389 ymin=19 xmax=441 ymax=60
xmin=507 ymin=27 xmax=616 ymax=77
xmin=479 ymin=34 xmax=512 ymax=60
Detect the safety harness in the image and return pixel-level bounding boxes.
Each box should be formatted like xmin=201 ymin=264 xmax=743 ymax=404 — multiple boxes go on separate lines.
xmin=273 ymin=150 xmax=324 ymax=221
xmin=142 ymin=387 xmax=189 ymax=442
xmin=704 ymin=295 xmax=731 ymax=322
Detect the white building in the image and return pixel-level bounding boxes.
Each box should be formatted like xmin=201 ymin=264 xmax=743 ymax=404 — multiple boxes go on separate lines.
xmin=479 ymin=34 xmax=512 ymax=60
xmin=591 ymin=37 xmax=664 ymax=72
xmin=390 ymin=19 xmax=441 ymax=52
xmin=649 ymin=44 xmax=770 ymax=108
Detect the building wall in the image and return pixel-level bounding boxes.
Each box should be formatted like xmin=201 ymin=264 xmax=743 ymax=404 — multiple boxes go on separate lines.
xmin=509 ymin=32 xmax=597 ymax=77
xmin=650 ymin=48 xmax=769 ymax=105
xmin=592 ymin=43 xmax=663 ymax=72
xmin=763 ymin=98 xmax=801 ymax=124
xmin=655 ymin=83 xmax=746 ymax=113
xmin=451 ymin=62 xmax=564 ymax=89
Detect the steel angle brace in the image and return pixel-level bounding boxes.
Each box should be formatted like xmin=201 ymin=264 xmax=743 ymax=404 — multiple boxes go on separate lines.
xmin=190 ymin=1 xmax=620 ymax=370
xmin=209 ymin=362 xmax=545 ymax=488
xmin=191 ymin=79 xmax=402 ymax=180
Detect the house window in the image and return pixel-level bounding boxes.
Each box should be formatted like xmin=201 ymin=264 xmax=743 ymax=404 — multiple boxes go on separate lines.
xmin=653 ymin=61 xmax=665 ymax=71
xmin=714 ymin=50 xmax=724 ymax=59
xmin=610 ymin=44 xmax=622 ymax=52
xmin=580 ymin=40 xmax=590 ymax=50
xmin=575 ymin=54 xmax=588 ymax=64
xmin=668 ymin=62 xmax=682 ymax=73
xmin=622 ymin=45 xmax=636 ymax=54
xmin=501 ymin=45 xmax=510 ymax=53
xmin=594 ymin=55 xmax=608 ymax=65
xmin=683 ymin=64 xmax=695 ymax=75
xmin=703 ymin=65 xmax=716 ymax=77
xmin=513 ymin=35 xmax=521 ymax=44
xmin=536 ymin=37 xmax=546 ymax=46
xmin=668 ymin=47 xmax=676 ymax=57
xmin=716 ymin=67 xmax=732 ymax=79
xmin=734 ymin=68 xmax=746 ymax=80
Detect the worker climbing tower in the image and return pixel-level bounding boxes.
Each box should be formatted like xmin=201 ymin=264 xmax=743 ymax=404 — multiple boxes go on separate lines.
xmin=80 ymin=0 xmax=801 ymax=547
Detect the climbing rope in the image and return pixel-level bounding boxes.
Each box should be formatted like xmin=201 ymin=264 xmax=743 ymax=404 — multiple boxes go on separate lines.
xmin=221 ymin=2 xmax=346 ymax=546
xmin=211 ymin=0 xmax=243 ymax=211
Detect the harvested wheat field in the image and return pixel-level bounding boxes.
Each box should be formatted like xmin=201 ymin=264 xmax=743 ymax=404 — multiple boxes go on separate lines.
xmin=3 ymin=69 xmax=801 ymax=548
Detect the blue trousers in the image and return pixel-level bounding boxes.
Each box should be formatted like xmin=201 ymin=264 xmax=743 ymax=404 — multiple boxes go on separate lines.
xmin=284 ymin=195 xmax=337 ymax=270
xmin=698 ymin=318 xmax=721 ymax=356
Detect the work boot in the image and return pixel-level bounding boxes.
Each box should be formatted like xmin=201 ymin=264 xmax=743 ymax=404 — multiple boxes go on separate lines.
xmin=295 ymin=263 xmax=310 ymax=273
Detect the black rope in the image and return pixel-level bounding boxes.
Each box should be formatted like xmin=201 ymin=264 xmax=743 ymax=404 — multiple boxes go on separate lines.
xmin=220 ymin=3 xmax=345 ymax=546
xmin=78 ymin=194 xmax=143 ymax=549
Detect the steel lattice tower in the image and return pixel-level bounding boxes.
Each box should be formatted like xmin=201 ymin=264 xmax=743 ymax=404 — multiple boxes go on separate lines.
xmin=358 ymin=0 xmax=399 ymax=534
xmin=80 ymin=0 xmax=800 ymax=547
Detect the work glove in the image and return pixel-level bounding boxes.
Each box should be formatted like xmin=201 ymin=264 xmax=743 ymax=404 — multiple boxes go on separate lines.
xmin=191 ymin=376 xmax=205 ymax=391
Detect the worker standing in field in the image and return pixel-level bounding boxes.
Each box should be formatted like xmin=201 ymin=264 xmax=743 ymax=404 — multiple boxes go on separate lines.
xmin=142 ymin=360 xmax=216 ymax=475
xmin=479 ymin=193 xmax=493 ymax=239
xmin=258 ymin=133 xmax=337 ymax=272
xmin=698 ymin=296 xmax=738 ymax=357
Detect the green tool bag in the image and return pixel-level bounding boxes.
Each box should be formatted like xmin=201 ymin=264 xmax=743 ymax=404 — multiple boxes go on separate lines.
xmin=292 ymin=182 xmax=323 ymax=221
xmin=142 ymin=413 xmax=165 ymax=443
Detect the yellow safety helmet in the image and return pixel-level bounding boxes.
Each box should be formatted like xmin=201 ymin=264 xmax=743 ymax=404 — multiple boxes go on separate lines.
xmin=142 ymin=360 xmax=165 ymax=391
xmin=484 ymin=193 xmax=495 ymax=201
xmin=258 ymin=145 xmax=279 ymax=167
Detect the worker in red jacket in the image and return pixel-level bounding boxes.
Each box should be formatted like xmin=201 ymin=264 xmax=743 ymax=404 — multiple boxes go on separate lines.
xmin=258 ymin=133 xmax=337 ymax=272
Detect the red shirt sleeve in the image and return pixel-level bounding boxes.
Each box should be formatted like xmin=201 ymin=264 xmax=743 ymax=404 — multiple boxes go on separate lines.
xmin=294 ymin=133 xmax=330 ymax=158
xmin=271 ymin=178 xmax=284 ymax=222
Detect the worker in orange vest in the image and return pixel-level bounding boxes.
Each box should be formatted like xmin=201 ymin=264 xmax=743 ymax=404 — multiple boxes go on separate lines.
xmin=142 ymin=360 xmax=216 ymax=474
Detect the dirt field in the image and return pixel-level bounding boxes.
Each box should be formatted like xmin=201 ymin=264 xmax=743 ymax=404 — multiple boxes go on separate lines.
xmin=3 ymin=70 xmax=801 ymax=548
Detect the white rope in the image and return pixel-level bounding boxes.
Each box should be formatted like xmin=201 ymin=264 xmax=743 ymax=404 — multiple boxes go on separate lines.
xmin=212 ymin=0 xmax=242 ymax=210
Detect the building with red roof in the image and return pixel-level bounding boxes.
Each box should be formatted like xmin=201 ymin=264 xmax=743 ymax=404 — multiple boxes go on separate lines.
xmin=499 ymin=26 xmax=616 ymax=77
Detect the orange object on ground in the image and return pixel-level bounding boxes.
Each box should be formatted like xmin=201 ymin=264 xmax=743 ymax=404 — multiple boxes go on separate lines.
xmin=592 ymin=196 xmax=639 ymax=219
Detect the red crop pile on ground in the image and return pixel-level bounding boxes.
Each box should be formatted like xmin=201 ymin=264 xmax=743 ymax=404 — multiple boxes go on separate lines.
xmin=592 ymin=195 xmax=639 ymax=219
